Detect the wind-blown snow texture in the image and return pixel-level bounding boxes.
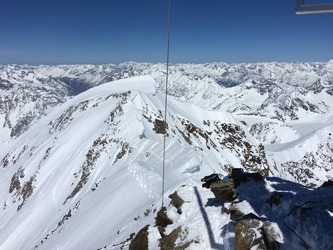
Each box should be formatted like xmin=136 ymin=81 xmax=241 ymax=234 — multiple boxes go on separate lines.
xmin=0 ymin=62 xmax=332 ymax=249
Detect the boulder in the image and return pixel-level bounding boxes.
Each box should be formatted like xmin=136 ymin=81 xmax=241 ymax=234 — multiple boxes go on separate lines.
xmin=262 ymin=221 xmax=281 ymax=250
xmin=209 ymin=172 xmax=264 ymax=203
xmin=159 ymin=227 xmax=182 ymax=250
xmin=168 ymin=192 xmax=184 ymax=214
xmin=129 ymin=225 xmax=149 ymax=250
xmin=235 ymin=219 xmax=266 ymax=250
xmin=155 ymin=207 xmax=173 ymax=236
xmin=210 ymin=179 xmax=236 ymax=202
xmin=224 ymin=205 xmax=246 ymax=222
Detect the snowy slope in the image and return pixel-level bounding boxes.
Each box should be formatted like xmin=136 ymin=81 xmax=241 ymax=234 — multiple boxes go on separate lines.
xmin=1 ymin=61 xmax=333 ymax=142
xmin=0 ymin=63 xmax=332 ymax=249
xmin=0 ymin=76 xmax=268 ymax=250
xmin=143 ymin=175 xmax=333 ymax=250
xmin=265 ymin=114 xmax=333 ymax=187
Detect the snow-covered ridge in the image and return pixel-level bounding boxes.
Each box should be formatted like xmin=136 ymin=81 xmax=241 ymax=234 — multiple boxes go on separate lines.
xmin=1 ymin=61 xmax=332 ymax=176
xmin=0 ymin=76 xmax=268 ymax=249
xmin=1 ymin=62 xmax=332 ymax=185
xmin=1 ymin=61 xmax=332 ymax=141
xmin=0 ymin=74 xmax=332 ymax=249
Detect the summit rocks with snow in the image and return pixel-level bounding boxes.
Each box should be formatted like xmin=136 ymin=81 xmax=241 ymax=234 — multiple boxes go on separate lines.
xmin=0 ymin=62 xmax=332 ymax=249
xmin=206 ymin=172 xmax=333 ymax=249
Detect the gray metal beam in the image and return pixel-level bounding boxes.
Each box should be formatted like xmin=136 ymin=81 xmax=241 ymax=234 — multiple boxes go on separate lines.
xmin=296 ymin=0 xmax=333 ymax=14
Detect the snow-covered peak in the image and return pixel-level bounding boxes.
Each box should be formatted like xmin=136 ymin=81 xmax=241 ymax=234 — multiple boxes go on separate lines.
xmin=0 ymin=63 xmax=332 ymax=249
xmin=0 ymin=75 xmax=270 ymax=249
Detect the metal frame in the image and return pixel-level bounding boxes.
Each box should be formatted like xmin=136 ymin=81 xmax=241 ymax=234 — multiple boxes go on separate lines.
xmin=296 ymin=0 xmax=333 ymax=14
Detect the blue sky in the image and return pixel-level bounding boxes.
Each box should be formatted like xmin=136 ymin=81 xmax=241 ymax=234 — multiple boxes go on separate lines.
xmin=1 ymin=0 xmax=333 ymax=64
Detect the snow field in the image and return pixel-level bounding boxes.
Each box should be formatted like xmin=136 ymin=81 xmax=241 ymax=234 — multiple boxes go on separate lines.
xmin=0 ymin=74 xmax=332 ymax=249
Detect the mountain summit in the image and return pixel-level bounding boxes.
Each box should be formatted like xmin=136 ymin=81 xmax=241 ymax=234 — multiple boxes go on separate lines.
xmin=0 ymin=75 xmax=267 ymax=249
xmin=0 ymin=63 xmax=332 ymax=249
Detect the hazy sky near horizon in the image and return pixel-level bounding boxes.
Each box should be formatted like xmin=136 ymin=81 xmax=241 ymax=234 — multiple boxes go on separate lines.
xmin=1 ymin=0 xmax=333 ymax=64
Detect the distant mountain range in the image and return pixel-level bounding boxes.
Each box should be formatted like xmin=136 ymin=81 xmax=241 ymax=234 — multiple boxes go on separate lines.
xmin=0 ymin=62 xmax=332 ymax=249
xmin=1 ymin=61 xmax=332 ymax=139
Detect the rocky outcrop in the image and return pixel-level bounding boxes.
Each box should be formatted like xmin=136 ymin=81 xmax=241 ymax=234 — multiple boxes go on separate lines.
xmin=234 ymin=218 xmax=281 ymax=250
xmin=210 ymin=179 xmax=236 ymax=202
xmin=205 ymin=172 xmax=333 ymax=250
xmin=207 ymin=172 xmax=282 ymax=250
xmin=155 ymin=207 xmax=173 ymax=237
xmin=235 ymin=218 xmax=266 ymax=250
xmin=168 ymin=191 xmax=184 ymax=214
xmin=320 ymin=180 xmax=333 ymax=188
xmin=210 ymin=172 xmax=264 ymax=203
xmin=127 ymin=192 xmax=193 ymax=250
xmin=159 ymin=227 xmax=182 ymax=250
xmin=129 ymin=225 xmax=149 ymax=250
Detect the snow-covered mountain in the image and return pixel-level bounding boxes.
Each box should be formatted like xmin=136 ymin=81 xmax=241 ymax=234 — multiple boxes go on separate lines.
xmin=0 ymin=62 xmax=332 ymax=249
xmin=0 ymin=76 xmax=267 ymax=249
xmin=0 ymin=64 xmax=121 ymax=142
xmin=1 ymin=61 xmax=333 ymax=141
xmin=1 ymin=62 xmax=332 ymax=185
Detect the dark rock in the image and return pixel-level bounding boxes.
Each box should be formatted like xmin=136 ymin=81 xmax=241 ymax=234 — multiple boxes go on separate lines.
xmin=262 ymin=221 xmax=281 ymax=250
xmin=207 ymin=172 xmax=264 ymax=203
xmin=266 ymin=192 xmax=283 ymax=207
xmin=235 ymin=219 xmax=266 ymax=250
xmin=225 ymin=206 xmax=245 ymax=222
xmin=308 ymin=79 xmax=324 ymax=94
xmin=320 ymin=180 xmax=333 ymax=188
xmin=0 ymin=79 xmax=13 ymax=90
xmin=233 ymin=172 xmax=264 ymax=188
xmin=129 ymin=225 xmax=149 ymax=250
xmin=288 ymin=205 xmax=310 ymax=229
xmin=210 ymin=179 xmax=236 ymax=202
xmin=168 ymin=191 xmax=184 ymax=214
xmin=155 ymin=207 xmax=173 ymax=227
xmin=230 ymin=168 xmax=245 ymax=179
xmin=235 ymin=217 xmax=281 ymax=250
xmin=159 ymin=227 xmax=181 ymax=250
xmin=153 ymin=119 xmax=168 ymax=134
xmin=209 ymin=173 xmax=264 ymax=203
xmin=155 ymin=207 xmax=173 ymax=236
xmin=230 ymin=210 xmax=245 ymax=222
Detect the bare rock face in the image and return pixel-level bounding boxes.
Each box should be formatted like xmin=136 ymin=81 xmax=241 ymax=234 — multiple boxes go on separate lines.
xmin=155 ymin=207 xmax=173 ymax=236
xmin=207 ymin=172 xmax=282 ymax=250
xmin=210 ymin=179 xmax=236 ymax=202
xmin=129 ymin=225 xmax=149 ymax=250
xmin=235 ymin=219 xmax=266 ymax=250
xmin=320 ymin=180 xmax=333 ymax=188
xmin=235 ymin=219 xmax=281 ymax=250
xmin=159 ymin=227 xmax=182 ymax=250
xmin=262 ymin=221 xmax=281 ymax=250
xmin=168 ymin=191 xmax=184 ymax=214
xmin=209 ymin=172 xmax=265 ymax=203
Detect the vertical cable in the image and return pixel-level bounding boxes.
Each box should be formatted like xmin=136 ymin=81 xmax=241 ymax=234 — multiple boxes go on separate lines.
xmin=162 ymin=0 xmax=171 ymax=209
